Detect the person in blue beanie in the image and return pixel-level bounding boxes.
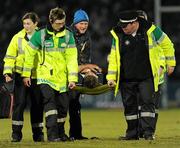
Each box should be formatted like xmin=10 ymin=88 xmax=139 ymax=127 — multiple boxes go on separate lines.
xmin=68 ymin=9 xmax=102 ymax=140
xmin=73 ymin=9 xmax=89 ymax=25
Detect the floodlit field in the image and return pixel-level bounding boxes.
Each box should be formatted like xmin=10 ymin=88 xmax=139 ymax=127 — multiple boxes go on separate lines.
xmin=0 ymin=108 xmax=180 ymax=148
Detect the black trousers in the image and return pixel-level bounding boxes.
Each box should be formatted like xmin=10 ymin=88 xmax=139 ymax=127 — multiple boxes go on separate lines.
xmin=39 ymin=84 xmax=69 ymax=140
xmin=68 ymin=73 xmax=104 ymax=138
xmin=139 ymin=84 xmax=162 ymax=136
xmin=56 ymin=91 xmax=69 ymax=137
xmin=12 ymin=73 xmax=43 ymax=140
xmin=68 ymin=90 xmax=82 ymax=138
xmin=29 ymin=80 xmax=44 ymax=140
xmin=120 ymin=78 xmax=156 ymax=138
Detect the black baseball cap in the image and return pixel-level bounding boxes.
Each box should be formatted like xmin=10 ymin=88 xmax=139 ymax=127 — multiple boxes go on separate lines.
xmin=118 ymin=10 xmax=138 ymax=28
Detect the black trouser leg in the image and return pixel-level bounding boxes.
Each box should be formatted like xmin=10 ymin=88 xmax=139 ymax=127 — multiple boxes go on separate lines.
xmin=12 ymin=73 xmax=27 ymax=141
xmin=56 ymin=92 xmax=69 ymax=137
xmin=139 ymin=78 xmax=156 ymax=138
xmin=69 ymin=91 xmax=82 ymax=138
xmin=40 ymin=84 xmax=59 ymax=141
xmin=30 ymin=80 xmax=44 ymax=141
xmin=120 ymin=82 xmax=139 ymax=138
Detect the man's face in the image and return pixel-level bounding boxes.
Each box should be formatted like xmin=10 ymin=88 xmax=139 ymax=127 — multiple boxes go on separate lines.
xmin=85 ymin=70 xmax=97 ymax=78
xmin=51 ymin=18 xmax=65 ymax=32
xmin=121 ymin=21 xmax=137 ymax=35
xmin=74 ymin=21 xmax=88 ymax=34
xmin=23 ymin=18 xmax=37 ymax=35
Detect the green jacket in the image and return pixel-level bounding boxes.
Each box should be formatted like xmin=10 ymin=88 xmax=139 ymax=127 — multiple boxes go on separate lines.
xmin=107 ymin=24 xmax=176 ymax=96
xmin=22 ymin=28 xmax=78 ymax=93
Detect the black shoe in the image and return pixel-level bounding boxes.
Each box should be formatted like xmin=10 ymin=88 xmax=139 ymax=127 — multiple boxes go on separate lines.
xmin=118 ymin=136 xmax=139 ymax=140
xmin=11 ymin=138 xmax=21 ymax=142
xmin=71 ymin=136 xmax=88 ymax=140
xmin=90 ymin=137 xmax=99 ymax=140
xmin=48 ymin=138 xmax=61 ymax=142
xmin=59 ymin=134 xmax=70 ymax=142
xmin=144 ymin=135 xmax=154 ymax=140
xmin=11 ymin=132 xmax=22 ymax=142
xmin=33 ymin=134 xmax=44 ymax=142
xmin=139 ymin=133 xmax=144 ymax=138
xmin=69 ymin=136 xmax=75 ymax=141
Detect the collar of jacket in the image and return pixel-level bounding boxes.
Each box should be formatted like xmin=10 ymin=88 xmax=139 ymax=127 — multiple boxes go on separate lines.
xmin=18 ymin=27 xmax=38 ymax=40
xmin=17 ymin=29 xmax=26 ymax=38
xmin=47 ymin=29 xmax=66 ymax=37
xmin=46 ymin=22 xmax=66 ymax=37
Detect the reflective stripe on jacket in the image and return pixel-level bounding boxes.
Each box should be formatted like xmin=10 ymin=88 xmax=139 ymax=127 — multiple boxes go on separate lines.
xmin=3 ymin=29 xmax=27 ymax=75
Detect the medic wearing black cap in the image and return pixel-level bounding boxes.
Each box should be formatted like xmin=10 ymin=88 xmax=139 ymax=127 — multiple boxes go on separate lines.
xmin=106 ymin=10 xmax=176 ymax=140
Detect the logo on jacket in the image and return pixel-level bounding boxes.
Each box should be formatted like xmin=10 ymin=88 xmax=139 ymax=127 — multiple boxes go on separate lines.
xmin=45 ymin=41 xmax=54 ymax=48
xmin=124 ymin=40 xmax=130 ymax=46
xmin=61 ymin=43 xmax=67 ymax=47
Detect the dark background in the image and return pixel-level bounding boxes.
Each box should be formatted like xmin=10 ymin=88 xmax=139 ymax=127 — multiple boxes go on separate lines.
xmin=0 ymin=0 xmax=180 ymax=104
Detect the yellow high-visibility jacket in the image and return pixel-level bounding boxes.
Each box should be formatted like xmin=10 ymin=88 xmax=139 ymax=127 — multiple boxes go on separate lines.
xmin=107 ymin=24 xmax=176 ymax=96
xmin=22 ymin=28 xmax=78 ymax=93
xmin=3 ymin=29 xmax=29 ymax=75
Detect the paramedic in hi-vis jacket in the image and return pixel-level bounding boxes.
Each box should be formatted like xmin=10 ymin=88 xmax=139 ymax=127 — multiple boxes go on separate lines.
xmin=3 ymin=12 xmax=44 ymax=142
xmin=22 ymin=7 xmax=78 ymax=142
xmin=107 ymin=10 xmax=176 ymax=140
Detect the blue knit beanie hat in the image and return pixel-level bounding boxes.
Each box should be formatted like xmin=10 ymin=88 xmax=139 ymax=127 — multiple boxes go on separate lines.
xmin=73 ymin=9 xmax=89 ymax=24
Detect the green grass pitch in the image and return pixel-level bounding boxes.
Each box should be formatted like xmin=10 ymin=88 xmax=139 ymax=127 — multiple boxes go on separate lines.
xmin=0 ymin=108 xmax=180 ymax=148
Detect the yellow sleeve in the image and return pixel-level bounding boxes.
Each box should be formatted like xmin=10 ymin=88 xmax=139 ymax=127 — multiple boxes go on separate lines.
xmin=65 ymin=34 xmax=78 ymax=82
xmin=3 ymin=35 xmax=18 ymax=74
xmin=159 ymin=34 xmax=176 ymax=67
xmin=106 ymin=41 xmax=117 ymax=81
xmin=22 ymin=43 xmax=38 ymax=77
